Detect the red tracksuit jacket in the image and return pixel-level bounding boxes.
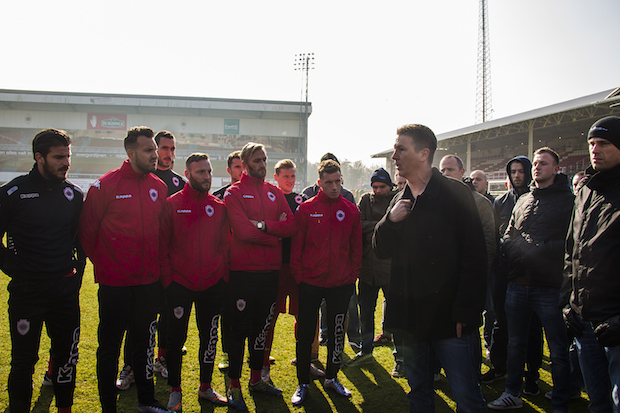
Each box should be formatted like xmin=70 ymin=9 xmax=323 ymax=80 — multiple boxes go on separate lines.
xmin=159 ymin=183 xmax=230 ymax=290
xmin=79 ymin=160 xmax=167 ymax=286
xmin=291 ymin=190 xmax=362 ymax=287
xmin=224 ymin=173 xmax=296 ymax=272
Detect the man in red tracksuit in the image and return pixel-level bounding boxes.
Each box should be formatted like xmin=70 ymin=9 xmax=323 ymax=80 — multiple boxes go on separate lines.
xmin=159 ymin=153 xmax=230 ymax=412
xmin=79 ymin=126 xmax=169 ymax=413
xmin=290 ymin=159 xmax=362 ymax=406
xmin=223 ymin=142 xmax=297 ymax=409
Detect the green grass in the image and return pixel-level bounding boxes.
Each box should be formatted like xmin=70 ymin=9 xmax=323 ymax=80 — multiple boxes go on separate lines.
xmin=0 ymin=263 xmax=593 ymax=412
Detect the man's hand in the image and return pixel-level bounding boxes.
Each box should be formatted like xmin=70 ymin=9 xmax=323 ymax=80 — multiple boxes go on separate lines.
xmin=249 ymin=219 xmax=258 ymax=226
xmin=456 ymin=322 xmax=467 ymax=338
xmin=279 ymin=212 xmax=287 ymax=222
xmin=595 ymin=315 xmax=620 ymax=347
xmin=388 ymin=199 xmax=412 ymax=223
xmin=562 ymin=307 xmax=584 ymax=338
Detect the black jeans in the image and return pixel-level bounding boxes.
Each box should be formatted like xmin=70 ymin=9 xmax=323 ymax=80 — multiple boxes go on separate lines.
xmin=165 ymin=280 xmax=226 ymax=387
xmin=8 ymin=274 xmax=81 ymax=412
xmin=97 ymin=282 xmax=159 ymax=412
xmin=296 ymin=282 xmax=355 ymax=384
xmin=226 ymin=271 xmax=278 ymax=380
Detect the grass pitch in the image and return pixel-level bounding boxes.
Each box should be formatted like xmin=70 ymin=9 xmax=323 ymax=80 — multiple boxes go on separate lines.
xmin=0 ymin=263 xmax=593 ymax=412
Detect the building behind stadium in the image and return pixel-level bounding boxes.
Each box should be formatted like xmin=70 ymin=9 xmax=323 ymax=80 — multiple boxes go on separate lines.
xmin=0 ymin=89 xmax=311 ymax=192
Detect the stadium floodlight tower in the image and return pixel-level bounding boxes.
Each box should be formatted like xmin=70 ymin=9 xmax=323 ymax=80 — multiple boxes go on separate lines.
xmin=294 ymin=52 xmax=314 ymax=185
xmin=476 ymin=0 xmax=493 ymax=124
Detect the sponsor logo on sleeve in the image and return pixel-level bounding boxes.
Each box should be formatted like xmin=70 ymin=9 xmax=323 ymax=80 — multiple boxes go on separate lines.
xmin=267 ymin=191 xmax=276 ymax=202
xmin=205 ymin=205 xmax=214 ymax=217
xmin=64 ymin=187 xmax=74 ymax=201
xmin=92 ymin=180 xmax=101 ymax=190
xmin=7 ymin=186 xmax=18 ymax=196
xmin=336 ymin=209 xmax=345 ymax=222
xmin=149 ymin=188 xmax=158 ymax=202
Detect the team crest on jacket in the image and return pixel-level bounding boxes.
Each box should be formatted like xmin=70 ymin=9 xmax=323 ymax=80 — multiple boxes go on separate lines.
xmin=172 ymin=176 xmax=180 ymax=187
xmin=236 ymin=299 xmax=247 ymax=312
xmin=149 ymin=188 xmax=158 ymax=202
xmin=267 ymin=191 xmax=276 ymax=202
xmin=16 ymin=319 xmax=30 ymax=336
xmin=295 ymin=195 xmax=303 ymax=205
xmin=173 ymin=306 xmax=184 ymax=319
xmin=64 ymin=187 xmax=74 ymax=201
xmin=205 ymin=205 xmax=214 ymax=217
xmin=336 ymin=210 xmax=345 ymax=221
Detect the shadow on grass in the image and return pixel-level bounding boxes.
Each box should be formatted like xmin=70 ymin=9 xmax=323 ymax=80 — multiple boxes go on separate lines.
xmin=31 ymin=385 xmax=54 ymax=413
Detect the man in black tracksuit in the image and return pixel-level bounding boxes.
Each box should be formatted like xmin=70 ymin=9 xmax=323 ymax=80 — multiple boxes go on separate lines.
xmin=0 ymin=129 xmax=84 ymax=413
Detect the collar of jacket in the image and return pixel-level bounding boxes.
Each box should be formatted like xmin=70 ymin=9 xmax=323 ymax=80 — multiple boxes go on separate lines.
xmin=182 ymin=182 xmax=209 ymax=200
xmin=240 ymin=172 xmax=265 ymax=186
xmin=530 ymin=172 xmax=571 ymax=195
xmin=29 ymin=163 xmax=66 ymax=191
xmin=585 ymin=162 xmax=620 ymax=190
xmin=120 ymin=159 xmax=151 ymax=180
xmin=317 ymin=189 xmax=342 ymax=204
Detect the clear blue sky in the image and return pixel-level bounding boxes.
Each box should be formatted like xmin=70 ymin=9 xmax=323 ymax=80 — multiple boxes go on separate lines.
xmin=2 ymin=0 xmax=618 ymax=165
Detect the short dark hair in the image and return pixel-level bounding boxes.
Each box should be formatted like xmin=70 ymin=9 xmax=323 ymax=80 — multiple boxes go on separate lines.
xmin=240 ymin=142 xmax=265 ymax=163
xmin=227 ymin=150 xmax=241 ymax=169
xmin=534 ymin=146 xmax=560 ymax=165
xmin=185 ymin=152 xmax=209 ymax=169
xmin=320 ymin=152 xmax=340 ymax=164
xmin=32 ymin=128 xmax=71 ymax=160
xmin=275 ymin=159 xmax=296 ymax=175
xmin=318 ymin=159 xmax=341 ymax=178
xmin=124 ymin=126 xmax=154 ymax=150
xmin=154 ymin=130 xmax=175 ymax=145
xmin=396 ymin=124 xmax=437 ymax=164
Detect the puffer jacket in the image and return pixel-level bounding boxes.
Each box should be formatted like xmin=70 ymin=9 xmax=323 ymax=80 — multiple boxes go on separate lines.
xmin=358 ymin=190 xmax=397 ymax=286
xmin=502 ymin=173 xmax=574 ymax=288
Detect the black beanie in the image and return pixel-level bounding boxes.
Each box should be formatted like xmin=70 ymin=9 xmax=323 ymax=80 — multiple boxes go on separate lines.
xmin=588 ymin=116 xmax=620 ymax=149
xmin=370 ymin=168 xmax=394 ymax=187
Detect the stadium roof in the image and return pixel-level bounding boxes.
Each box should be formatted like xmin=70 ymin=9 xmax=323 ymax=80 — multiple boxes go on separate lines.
xmin=372 ymin=87 xmax=620 ymax=158
xmin=0 ymin=89 xmax=311 ymax=120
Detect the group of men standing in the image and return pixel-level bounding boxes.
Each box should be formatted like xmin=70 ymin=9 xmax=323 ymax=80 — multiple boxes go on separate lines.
xmin=2 ymin=115 xmax=620 ymax=413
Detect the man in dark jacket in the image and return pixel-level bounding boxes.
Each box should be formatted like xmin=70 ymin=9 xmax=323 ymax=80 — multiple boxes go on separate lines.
xmin=488 ymin=147 xmax=573 ymax=412
xmin=345 ymin=168 xmax=400 ymax=373
xmin=0 ymin=129 xmax=83 ymax=413
xmin=567 ymin=116 xmax=620 ymax=412
xmin=373 ymin=124 xmax=487 ymax=413
xmin=485 ymin=155 xmax=543 ymax=391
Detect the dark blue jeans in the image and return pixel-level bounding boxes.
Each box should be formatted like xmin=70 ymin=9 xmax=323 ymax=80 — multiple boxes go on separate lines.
xmin=575 ymin=319 xmax=613 ymax=413
xmin=402 ymin=330 xmax=487 ymax=413
xmin=604 ymin=344 xmax=620 ymax=413
xmin=505 ymin=282 xmax=570 ymax=412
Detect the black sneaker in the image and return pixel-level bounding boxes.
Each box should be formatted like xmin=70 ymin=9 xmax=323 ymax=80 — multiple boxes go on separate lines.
xmin=481 ymin=368 xmax=506 ymax=384
xmin=523 ymin=380 xmax=539 ymax=396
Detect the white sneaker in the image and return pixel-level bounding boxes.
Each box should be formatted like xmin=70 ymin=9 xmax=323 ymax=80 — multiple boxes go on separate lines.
xmin=324 ymin=378 xmax=351 ymax=397
xmin=116 ymin=365 xmax=134 ymax=390
xmin=154 ymin=356 xmax=169 ymax=379
xmin=487 ymin=391 xmax=523 ymax=410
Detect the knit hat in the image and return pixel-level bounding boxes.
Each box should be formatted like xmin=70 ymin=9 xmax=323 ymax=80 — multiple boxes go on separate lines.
xmin=370 ymin=168 xmax=394 ymax=187
xmin=588 ymin=116 xmax=620 ymax=149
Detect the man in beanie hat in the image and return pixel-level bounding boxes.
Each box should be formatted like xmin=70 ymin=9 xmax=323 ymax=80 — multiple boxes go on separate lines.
xmin=345 ymin=168 xmax=402 ymax=375
xmin=565 ymin=115 xmax=620 ymax=411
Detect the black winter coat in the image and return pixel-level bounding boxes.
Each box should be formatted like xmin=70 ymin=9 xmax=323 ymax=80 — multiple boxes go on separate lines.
xmin=373 ymin=169 xmax=487 ymax=341
xmin=502 ymin=173 xmax=574 ymax=288
xmin=568 ymin=164 xmax=620 ymax=324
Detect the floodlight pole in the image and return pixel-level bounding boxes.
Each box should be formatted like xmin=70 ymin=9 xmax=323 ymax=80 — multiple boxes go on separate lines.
xmin=294 ymin=53 xmax=314 ymax=185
